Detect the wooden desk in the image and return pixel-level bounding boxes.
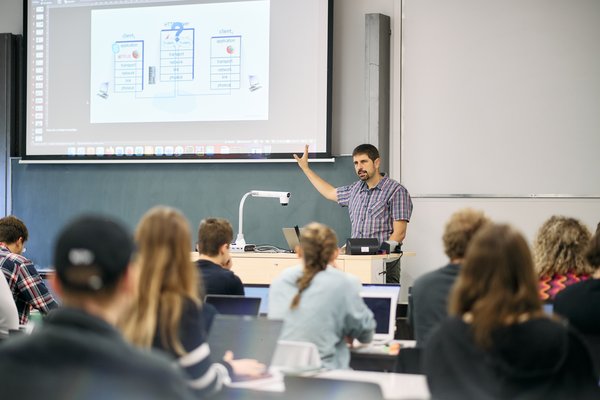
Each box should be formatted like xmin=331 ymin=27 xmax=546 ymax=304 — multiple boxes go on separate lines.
xmin=192 ymin=252 xmax=415 ymax=284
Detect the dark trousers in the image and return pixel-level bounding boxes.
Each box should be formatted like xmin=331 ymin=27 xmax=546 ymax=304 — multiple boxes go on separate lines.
xmin=385 ymin=259 xmax=401 ymax=283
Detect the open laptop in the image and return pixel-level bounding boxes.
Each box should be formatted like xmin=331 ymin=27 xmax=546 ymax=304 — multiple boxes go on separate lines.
xmin=359 ymin=290 xmax=399 ymax=345
xmin=204 ymin=294 xmax=262 ymax=316
xmin=206 ymin=315 xmax=283 ymax=380
xmin=243 ymin=284 xmax=270 ymax=316
xmin=282 ymin=226 xmax=303 ymax=252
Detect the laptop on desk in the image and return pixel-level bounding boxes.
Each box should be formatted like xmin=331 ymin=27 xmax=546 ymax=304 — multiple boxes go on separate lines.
xmin=204 ymin=295 xmax=262 ymax=316
xmin=207 ymin=315 xmax=284 ymax=382
xmin=359 ymin=290 xmax=399 ymax=345
xmin=243 ymin=284 xmax=270 ymax=316
xmin=282 ymin=227 xmax=304 ymax=252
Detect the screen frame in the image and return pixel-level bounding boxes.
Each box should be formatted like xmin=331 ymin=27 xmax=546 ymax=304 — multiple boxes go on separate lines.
xmin=21 ymin=0 xmax=334 ymax=163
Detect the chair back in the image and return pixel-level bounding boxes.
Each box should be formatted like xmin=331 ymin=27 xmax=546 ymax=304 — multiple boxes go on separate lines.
xmin=271 ymin=340 xmax=322 ymax=371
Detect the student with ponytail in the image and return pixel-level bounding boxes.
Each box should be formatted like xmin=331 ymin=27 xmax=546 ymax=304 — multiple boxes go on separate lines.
xmin=268 ymin=222 xmax=375 ymax=369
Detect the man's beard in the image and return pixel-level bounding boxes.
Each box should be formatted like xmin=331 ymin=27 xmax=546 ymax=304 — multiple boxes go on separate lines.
xmin=357 ymin=170 xmax=370 ymax=181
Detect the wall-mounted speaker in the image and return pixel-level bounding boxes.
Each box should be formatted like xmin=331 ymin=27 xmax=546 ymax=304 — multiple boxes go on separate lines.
xmin=365 ymin=14 xmax=391 ymax=174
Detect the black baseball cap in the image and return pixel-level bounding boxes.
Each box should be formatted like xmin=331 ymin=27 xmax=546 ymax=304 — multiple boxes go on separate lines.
xmin=54 ymin=215 xmax=133 ymax=292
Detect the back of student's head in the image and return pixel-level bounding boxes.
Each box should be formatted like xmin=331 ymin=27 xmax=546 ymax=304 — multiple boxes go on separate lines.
xmin=53 ymin=214 xmax=133 ymax=306
xmin=450 ymin=223 xmax=543 ymax=348
xmin=352 ymin=144 xmax=380 ymax=162
xmin=125 ymin=206 xmax=199 ymax=355
xmin=585 ymin=223 xmax=600 ymax=270
xmin=290 ymin=222 xmax=338 ymax=309
xmin=442 ymin=208 xmax=490 ymax=261
xmin=197 ymin=218 xmax=233 ymax=256
xmin=533 ymin=215 xmax=593 ymax=276
xmin=0 ymin=215 xmax=28 ymax=244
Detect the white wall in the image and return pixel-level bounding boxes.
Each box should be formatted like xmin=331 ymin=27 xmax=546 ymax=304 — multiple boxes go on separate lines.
xmin=399 ymin=0 xmax=600 ymax=301
xmin=332 ymin=0 xmax=400 ymax=158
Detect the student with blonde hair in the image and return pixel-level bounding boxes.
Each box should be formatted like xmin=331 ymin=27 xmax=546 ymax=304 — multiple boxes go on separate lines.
xmin=123 ymin=206 xmax=265 ymax=398
xmin=424 ymin=224 xmax=599 ymax=399
xmin=533 ymin=215 xmax=593 ymax=300
xmin=268 ymin=222 xmax=375 ymax=369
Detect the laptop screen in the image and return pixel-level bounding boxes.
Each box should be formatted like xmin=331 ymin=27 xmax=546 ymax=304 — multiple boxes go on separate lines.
xmin=282 ymin=227 xmax=304 ymax=252
xmin=207 ymin=315 xmax=283 ymax=366
xmin=204 ymin=295 xmax=261 ymax=316
xmin=360 ymin=290 xmax=398 ymax=341
xmin=362 ymin=296 xmax=393 ymax=334
xmin=243 ymin=284 xmax=270 ymax=315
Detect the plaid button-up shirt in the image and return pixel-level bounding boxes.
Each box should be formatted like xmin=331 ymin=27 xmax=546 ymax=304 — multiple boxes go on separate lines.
xmin=0 ymin=245 xmax=59 ymax=324
xmin=337 ymin=175 xmax=413 ymax=244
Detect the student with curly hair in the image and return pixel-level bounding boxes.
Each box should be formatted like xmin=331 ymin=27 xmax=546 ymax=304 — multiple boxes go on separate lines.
xmin=268 ymin=222 xmax=375 ymax=369
xmin=423 ymin=224 xmax=599 ymax=399
xmin=554 ymin=222 xmax=600 ymax=376
xmin=533 ymin=216 xmax=593 ymax=300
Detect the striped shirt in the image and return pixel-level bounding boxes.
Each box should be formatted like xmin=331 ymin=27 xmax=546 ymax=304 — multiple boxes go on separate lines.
xmin=0 ymin=245 xmax=59 ymax=325
xmin=337 ymin=175 xmax=413 ymax=244
xmin=153 ymin=299 xmax=231 ymax=398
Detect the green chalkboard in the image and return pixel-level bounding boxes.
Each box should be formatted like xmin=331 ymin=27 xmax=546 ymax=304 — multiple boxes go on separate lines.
xmin=11 ymin=157 xmax=357 ymax=268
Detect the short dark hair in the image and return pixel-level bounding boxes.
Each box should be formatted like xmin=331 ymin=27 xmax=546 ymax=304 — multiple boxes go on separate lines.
xmin=0 ymin=215 xmax=29 ymax=243
xmin=352 ymin=144 xmax=380 ymax=162
xmin=197 ymin=218 xmax=233 ymax=256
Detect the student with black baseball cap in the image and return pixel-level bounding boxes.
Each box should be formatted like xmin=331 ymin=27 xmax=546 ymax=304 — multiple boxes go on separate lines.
xmin=0 ymin=215 xmax=194 ymax=400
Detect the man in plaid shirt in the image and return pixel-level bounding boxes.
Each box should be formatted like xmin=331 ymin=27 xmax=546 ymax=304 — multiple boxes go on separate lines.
xmin=0 ymin=216 xmax=58 ymax=324
xmin=295 ymin=144 xmax=413 ymax=282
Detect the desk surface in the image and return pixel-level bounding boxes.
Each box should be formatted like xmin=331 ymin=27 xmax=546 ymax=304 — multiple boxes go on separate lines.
xmin=192 ymin=251 xmax=415 ymax=261
xmin=227 ymin=369 xmax=430 ymax=400
xmin=192 ymin=251 xmax=415 ymax=284
xmin=317 ymin=370 xmax=430 ymax=400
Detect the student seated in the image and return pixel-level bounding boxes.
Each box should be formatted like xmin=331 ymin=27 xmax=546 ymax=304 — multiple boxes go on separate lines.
xmin=195 ymin=217 xmax=245 ymax=296
xmin=554 ymin=222 xmax=600 ymax=376
xmin=0 ymin=271 xmax=18 ymax=336
xmin=423 ymin=224 xmax=600 ymax=399
xmin=533 ymin=215 xmax=593 ymax=300
xmin=268 ymin=222 xmax=375 ymax=369
xmin=0 ymin=215 xmax=194 ymax=400
xmin=409 ymin=208 xmax=490 ymax=347
xmin=122 ymin=206 xmax=265 ymax=398
xmin=0 ymin=215 xmax=58 ymax=325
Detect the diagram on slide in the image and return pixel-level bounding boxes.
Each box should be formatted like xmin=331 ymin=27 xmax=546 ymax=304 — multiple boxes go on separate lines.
xmin=89 ymin=1 xmax=269 ymax=124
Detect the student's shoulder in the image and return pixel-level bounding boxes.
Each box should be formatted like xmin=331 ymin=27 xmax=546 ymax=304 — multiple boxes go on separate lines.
xmin=412 ymin=265 xmax=450 ymax=291
xmin=0 ymin=252 xmax=33 ymax=269
xmin=271 ymin=264 xmax=303 ymax=285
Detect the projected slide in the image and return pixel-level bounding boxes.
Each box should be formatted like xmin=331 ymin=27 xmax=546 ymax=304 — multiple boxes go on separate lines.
xmin=89 ymin=0 xmax=269 ymax=124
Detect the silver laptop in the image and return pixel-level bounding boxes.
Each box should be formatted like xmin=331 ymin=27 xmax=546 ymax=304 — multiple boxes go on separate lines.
xmin=282 ymin=226 xmax=304 ymax=252
xmin=206 ymin=315 xmax=283 ymax=367
xmin=359 ymin=290 xmax=399 ymax=344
